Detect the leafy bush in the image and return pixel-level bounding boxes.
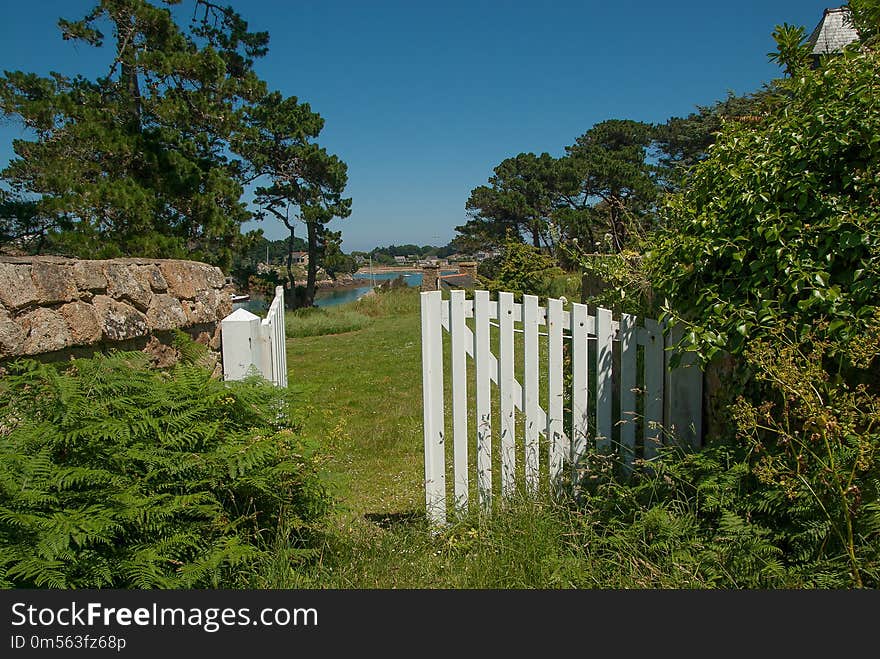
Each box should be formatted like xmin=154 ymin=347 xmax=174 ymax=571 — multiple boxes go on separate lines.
xmin=0 ymin=351 xmax=331 ymax=588
xmin=648 ymin=44 xmax=880 ymax=363
xmin=731 ymin=322 xmax=880 ymax=587
xmin=484 ymin=236 xmax=567 ymax=300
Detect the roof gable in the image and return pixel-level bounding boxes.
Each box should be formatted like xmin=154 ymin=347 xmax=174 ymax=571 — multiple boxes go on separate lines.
xmin=806 ymin=7 xmax=859 ymax=56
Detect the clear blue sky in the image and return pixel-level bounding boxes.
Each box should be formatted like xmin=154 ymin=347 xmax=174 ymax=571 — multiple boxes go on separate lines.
xmin=0 ymin=1 xmax=835 ymax=253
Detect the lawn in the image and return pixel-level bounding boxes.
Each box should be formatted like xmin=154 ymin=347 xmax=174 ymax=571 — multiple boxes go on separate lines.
xmin=286 ymin=289 xmax=427 ymax=528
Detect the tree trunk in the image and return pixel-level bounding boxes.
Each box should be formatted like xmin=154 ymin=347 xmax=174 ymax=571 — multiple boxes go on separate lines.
xmin=116 ymin=15 xmax=142 ymax=132
xmin=305 ymin=221 xmax=319 ymax=307
xmin=286 ymin=224 xmax=297 ymax=309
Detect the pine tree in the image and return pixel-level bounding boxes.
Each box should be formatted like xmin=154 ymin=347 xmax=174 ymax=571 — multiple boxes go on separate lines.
xmin=0 ymin=0 xmax=269 ymax=269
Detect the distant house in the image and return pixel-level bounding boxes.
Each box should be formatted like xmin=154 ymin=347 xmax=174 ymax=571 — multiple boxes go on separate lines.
xmin=474 ymin=249 xmax=500 ymax=262
xmin=806 ymin=7 xmax=859 ymax=67
xmin=406 ymin=254 xmax=419 ymax=262
xmin=291 ymin=251 xmax=308 ymax=265
xmin=393 ymin=255 xmax=407 ymax=264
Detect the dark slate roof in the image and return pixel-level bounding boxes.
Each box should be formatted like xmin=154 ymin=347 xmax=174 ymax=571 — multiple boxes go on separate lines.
xmin=439 ymin=273 xmax=477 ymax=290
xmin=806 ymin=7 xmax=859 ymax=56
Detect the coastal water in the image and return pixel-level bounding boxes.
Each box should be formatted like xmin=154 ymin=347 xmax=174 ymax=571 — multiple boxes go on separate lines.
xmin=239 ymin=270 xmax=449 ymax=312
xmin=314 ymin=271 xmax=422 ymax=307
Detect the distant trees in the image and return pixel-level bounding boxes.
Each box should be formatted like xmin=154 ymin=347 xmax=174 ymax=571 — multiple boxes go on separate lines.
xmin=457 ymin=99 xmax=769 ymax=259
xmin=361 ymin=243 xmax=457 ymax=265
xmin=460 ymin=120 xmax=659 ymax=256
xmin=459 ymin=152 xmax=559 ymax=250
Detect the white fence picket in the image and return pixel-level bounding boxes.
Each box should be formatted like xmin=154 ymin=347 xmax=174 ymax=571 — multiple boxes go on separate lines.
xmin=619 ymin=313 xmax=637 ymax=471
xmin=547 ymin=297 xmax=566 ymax=482
xmin=420 ymin=291 xmax=446 ymax=525
xmin=643 ymin=318 xmax=664 ymax=460
xmin=450 ymin=290 xmax=469 ymax=511
xmin=474 ymin=289 xmax=492 ymax=510
xmin=498 ymin=291 xmax=516 ymax=499
xmin=420 ymin=289 xmax=701 ymax=524
xmin=523 ymin=294 xmax=540 ymax=494
xmin=596 ymin=306 xmax=613 ymax=451
xmin=571 ymin=303 xmax=589 ymax=471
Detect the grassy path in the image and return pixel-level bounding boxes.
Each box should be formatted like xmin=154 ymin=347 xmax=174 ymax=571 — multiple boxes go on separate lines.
xmin=285 ymin=290 xmax=425 ymax=528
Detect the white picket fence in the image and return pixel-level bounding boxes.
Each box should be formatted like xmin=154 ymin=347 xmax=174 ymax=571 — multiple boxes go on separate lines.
xmin=421 ymin=289 xmax=702 ymax=525
xmin=220 ymin=285 xmax=288 ymax=387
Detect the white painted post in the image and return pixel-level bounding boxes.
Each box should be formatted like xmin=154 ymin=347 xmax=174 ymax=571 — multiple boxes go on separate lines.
xmin=643 ymin=318 xmax=664 ymax=460
xmin=619 ymin=313 xmax=637 ymax=472
xmin=474 ymin=289 xmax=492 ymax=510
xmin=664 ymin=324 xmax=703 ymax=449
xmin=221 ymin=308 xmax=263 ymax=381
xmin=421 ymin=290 xmax=446 ymax=525
xmin=595 ymin=307 xmax=613 ymax=452
xmin=449 ymin=289 xmax=469 ymax=512
xmin=523 ymin=294 xmax=540 ymax=494
xmin=547 ymin=297 xmax=566 ymax=483
xmin=571 ymin=303 xmax=589 ymax=472
xmin=221 ymin=285 xmax=287 ymax=387
xmin=498 ymin=291 xmax=516 ymax=499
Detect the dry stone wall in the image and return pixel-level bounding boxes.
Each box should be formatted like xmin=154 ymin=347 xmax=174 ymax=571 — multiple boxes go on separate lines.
xmin=0 ymin=256 xmax=233 ymax=369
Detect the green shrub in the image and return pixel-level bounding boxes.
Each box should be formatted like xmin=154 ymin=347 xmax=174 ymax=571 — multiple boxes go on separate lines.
xmin=730 ymin=322 xmax=880 ymax=587
xmin=484 ymin=236 xmax=567 ymax=300
xmin=648 ymin=44 xmax=880 ymax=364
xmin=0 ymin=351 xmax=331 ymax=588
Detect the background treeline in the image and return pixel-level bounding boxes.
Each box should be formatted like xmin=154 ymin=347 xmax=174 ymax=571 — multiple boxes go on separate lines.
xmin=353 ymin=243 xmax=458 ymax=266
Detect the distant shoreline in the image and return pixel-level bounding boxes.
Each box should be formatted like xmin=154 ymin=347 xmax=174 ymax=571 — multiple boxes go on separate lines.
xmin=355 ymin=265 xmax=422 ymax=275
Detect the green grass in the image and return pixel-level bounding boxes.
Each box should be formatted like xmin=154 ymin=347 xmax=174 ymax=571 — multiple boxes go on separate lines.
xmin=285 ymin=305 xmax=373 ymax=338
xmin=278 ymin=288 xmax=689 ymax=588
xmin=287 ymin=288 xmax=426 ymax=526
xmin=274 ymin=286 xmax=871 ymax=589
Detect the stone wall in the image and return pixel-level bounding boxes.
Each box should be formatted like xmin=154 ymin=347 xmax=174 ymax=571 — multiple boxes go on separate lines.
xmin=0 ymin=256 xmax=232 ymax=370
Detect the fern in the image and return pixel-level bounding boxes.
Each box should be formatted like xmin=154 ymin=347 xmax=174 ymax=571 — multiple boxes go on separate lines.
xmin=0 ymin=352 xmax=332 ymax=589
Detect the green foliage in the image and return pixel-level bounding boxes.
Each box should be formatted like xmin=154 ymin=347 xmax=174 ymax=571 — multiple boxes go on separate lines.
xmin=0 ymin=0 xmax=270 ymax=269
xmin=285 ymin=306 xmax=372 ymax=338
xmin=768 ymin=24 xmax=811 ymax=75
xmin=848 ymin=0 xmax=880 ymax=46
xmin=654 ymin=91 xmax=772 ymax=191
xmin=483 ymin=236 xmax=566 ymax=299
xmin=460 ymin=152 xmax=560 ymax=250
xmin=648 ymin=44 xmax=880 ymax=363
xmin=320 ymin=230 xmax=358 ymax=278
xmin=731 ymin=323 xmax=880 ymax=587
xmin=238 ymin=89 xmax=351 ymax=307
xmin=0 ymin=351 xmax=331 ymax=588
xmin=560 ymin=119 xmax=658 ymax=253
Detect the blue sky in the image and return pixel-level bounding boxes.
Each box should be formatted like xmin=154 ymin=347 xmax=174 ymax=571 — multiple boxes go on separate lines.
xmin=0 ymin=1 xmax=835 ymax=252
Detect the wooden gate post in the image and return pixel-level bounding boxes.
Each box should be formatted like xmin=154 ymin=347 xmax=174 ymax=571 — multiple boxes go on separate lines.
xmin=221 ymin=308 xmax=264 ymax=382
xmin=664 ymin=324 xmax=703 ymax=448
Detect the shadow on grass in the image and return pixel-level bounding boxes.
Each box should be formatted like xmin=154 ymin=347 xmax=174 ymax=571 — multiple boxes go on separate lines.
xmin=363 ymin=511 xmax=424 ymax=529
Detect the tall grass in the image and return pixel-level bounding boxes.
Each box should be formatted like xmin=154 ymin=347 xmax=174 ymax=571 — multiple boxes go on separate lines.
xmin=277 ymin=285 xmax=877 ymax=589
xmin=285 ymin=306 xmax=372 ymax=338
